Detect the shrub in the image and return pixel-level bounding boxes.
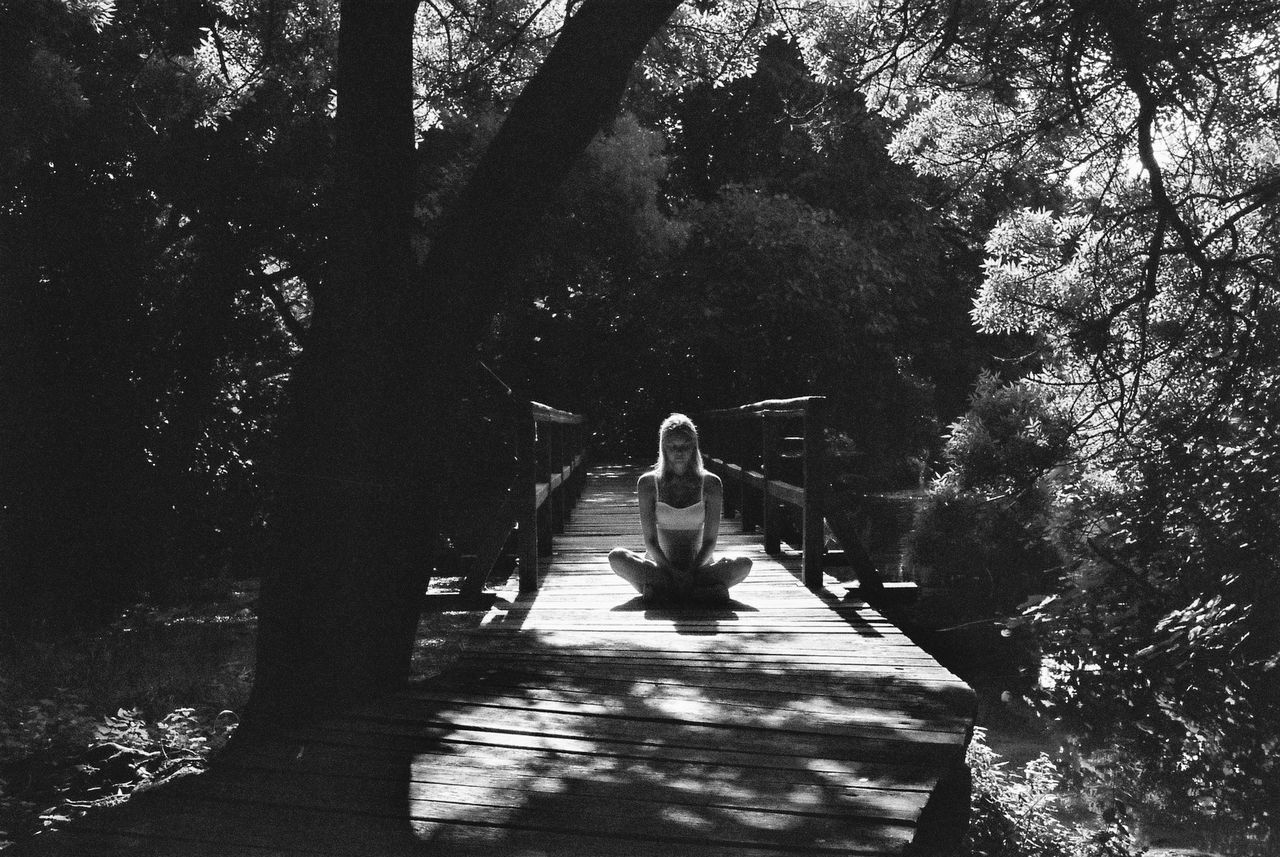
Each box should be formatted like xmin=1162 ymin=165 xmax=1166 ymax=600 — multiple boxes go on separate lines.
xmin=962 ymin=729 xmax=1142 ymax=857
xmin=905 ymin=372 xmax=1067 ymax=611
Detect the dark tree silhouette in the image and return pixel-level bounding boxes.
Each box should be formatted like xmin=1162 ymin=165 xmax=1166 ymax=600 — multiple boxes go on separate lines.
xmin=241 ymin=0 xmax=682 ymax=730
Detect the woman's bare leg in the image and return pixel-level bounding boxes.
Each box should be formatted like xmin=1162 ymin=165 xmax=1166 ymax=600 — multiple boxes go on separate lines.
xmin=690 ymin=555 xmax=752 ymax=601
xmin=608 ymin=548 xmax=672 ymax=597
xmin=700 ymin=556 xmax=752 ymax=587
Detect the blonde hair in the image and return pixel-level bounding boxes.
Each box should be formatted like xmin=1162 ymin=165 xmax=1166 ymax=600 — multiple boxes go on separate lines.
xmin=655 ymin=413 xmax=706 ymax=481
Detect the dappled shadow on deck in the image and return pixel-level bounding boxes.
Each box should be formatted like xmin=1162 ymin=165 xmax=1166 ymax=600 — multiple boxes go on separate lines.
xmin=11 ymin=464 xmax=974 ymax=856
xmin=393 ymin=643 xmax=965 ymax=855
xmin=13 ymin=652 xmax=970 ymax=855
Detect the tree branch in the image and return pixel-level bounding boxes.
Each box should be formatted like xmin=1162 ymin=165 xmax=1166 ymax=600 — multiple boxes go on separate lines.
xmin=255 ymin=266 xmax=311 ymax=347
xmin=419 ymin=0 xmax=682 ymax=355
xmin=1097 ymin=1 xmax=1240 ymax=317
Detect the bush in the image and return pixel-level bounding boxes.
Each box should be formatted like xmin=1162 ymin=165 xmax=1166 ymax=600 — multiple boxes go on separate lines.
xmin=1022 ymin=386 xmax=1280 ymax=852
xmin=0 ymin=604 xmax=254 ymax=849
xmin=963 ymin=729 xmax=1142 ymax=857
xmin=905 ymin=372 xmax=1067 ymax=611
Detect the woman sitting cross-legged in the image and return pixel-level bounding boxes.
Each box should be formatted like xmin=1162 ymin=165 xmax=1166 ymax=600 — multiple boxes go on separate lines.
xmin=608 ymin=413 xmax=752 ymax=604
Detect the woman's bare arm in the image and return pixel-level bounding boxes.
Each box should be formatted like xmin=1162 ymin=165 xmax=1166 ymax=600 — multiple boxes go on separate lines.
xmin=692 ymin=473 xmax=722 ymax=570
xmin=638 ymin=474 xmax=676 ymax=570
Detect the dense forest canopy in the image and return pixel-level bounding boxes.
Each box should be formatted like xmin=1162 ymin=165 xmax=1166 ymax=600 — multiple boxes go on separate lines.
xmin=2 ymin=0 xmax=1278 ymax=849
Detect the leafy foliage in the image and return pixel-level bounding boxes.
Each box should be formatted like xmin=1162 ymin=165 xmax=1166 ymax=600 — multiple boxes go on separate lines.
xmin=6 ymin=1 xmax=1279 ymax=850
xmin=488 ymin=36 xmax=978 ymax=479
xmin=0 ymin=704 xmax=236 ymax=846
xmin=905 ymin=373 xmax=1066 ymax=610
xmin=962 ymin=729 xmax=1142 ymax=857
xmin=0 ymin=593 xmax=253 ymax=848
xmin=1 ymin=0 xmax=331 ymax=630
xmin=1022 ymin=380 xmax=1280 ymax=848
xmin=879 ymin=0 xmax=1280 ymax=847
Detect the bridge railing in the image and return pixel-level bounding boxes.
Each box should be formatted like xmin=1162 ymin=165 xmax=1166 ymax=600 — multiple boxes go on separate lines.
xmin=515 ymin=401 xmax=588 ymax=593
xmin=453 ymin=397 xmax=588 ymax=602
xmin=700 ymin=396 xmax=827 ymax=590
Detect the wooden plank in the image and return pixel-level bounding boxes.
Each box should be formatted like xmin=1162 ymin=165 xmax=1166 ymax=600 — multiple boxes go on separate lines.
xmin=319 ymin=705 xmax=964 ymax=766
xmin=461 ymin=626 xmax=933 ymax=650
xmin=174 ymin=775 xmax=920 ymax=855
xmin=458 ymin=644 xmax=947 ymax=671
xmin=220 ymin=739 xmax=941 ymax=802
xmin=423 ymin=666 xmax=971 ymax=721
xmin=701 ymin=396 xmax=818 ymax=418
xmin=209 ymin=758 xmax=931 ymax=825
xmin=455 ymin=643 xmax=956 ymax=674
xmin=286 ymin=721 xmax=952 ymax=788
xmin=216 ymin=728 xmax=946 ymax=795
xmin=390 ymin=684 xmax=970 ymax=735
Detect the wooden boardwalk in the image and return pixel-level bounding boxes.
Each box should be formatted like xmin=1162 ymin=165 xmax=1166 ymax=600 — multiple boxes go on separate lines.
xmin=17 ymin=464 xmax=975 ymax=856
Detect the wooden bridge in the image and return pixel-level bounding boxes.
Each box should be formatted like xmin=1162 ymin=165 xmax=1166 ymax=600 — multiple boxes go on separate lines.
xmin=16 ymin=399 xmax=975 ymax=856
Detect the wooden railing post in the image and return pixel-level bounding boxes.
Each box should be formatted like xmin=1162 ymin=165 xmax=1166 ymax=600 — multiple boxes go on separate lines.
xmin=740 ymin=418 xmax=759 ymax=533
xmin=459 ymin=554 xmax=482 ymax=600
xmin=712 ymin=419 xmax=738 ymax=520
xmin=700 ymin=397 xmax=827 ymax=584
xmin=721 ymin=438 xmax=738 ymax=521
xmin=575 ymin=424 xmax=587 ymax=500
xmin=515 ymin=402 xmax=540 ymax=593
xmin=551 ymin=423 xmax=567 ymax=534
xmin=565 ymin=424 xmax=576 ymax=503
xmin=435 ymin=394 xmax=584 ymax=604
xmin=536 ymin=423 xmax=553 ymax=556
xmin=802 ymin=397 xmax=827 ymax=590
xmin=762 ymin=418 xmax=781 ymax=554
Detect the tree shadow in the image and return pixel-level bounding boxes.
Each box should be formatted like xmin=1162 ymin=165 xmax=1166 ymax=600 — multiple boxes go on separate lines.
xmin=14 ymin=462 xmax=974 ymax=856
xmin=392 ymin=627 xmax=970 ymax=855
xmin=15 ymin=599 xmax=972 ymax=857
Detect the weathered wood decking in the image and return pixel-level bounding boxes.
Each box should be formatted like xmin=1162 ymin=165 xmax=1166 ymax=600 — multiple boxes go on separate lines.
xmin=17 ymin=464 xmax=975 ymax=856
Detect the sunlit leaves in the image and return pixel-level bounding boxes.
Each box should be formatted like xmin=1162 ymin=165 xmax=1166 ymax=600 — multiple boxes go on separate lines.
xmin=193 ymin=0 xmax=338 ymax=126
xmin=413 ymin=0 xmax=562 ymax=122
xmin=974 ymin=208 xmax=1099 ymax=336
xmin=868 ymin=2 xmax=1280 ymax=841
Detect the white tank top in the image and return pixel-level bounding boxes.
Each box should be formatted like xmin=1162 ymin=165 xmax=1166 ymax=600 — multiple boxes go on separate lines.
xmin=654 ymin=477 xmax=705 ymax=571
xmin=655 ymin=496 xmax=705 ymax=531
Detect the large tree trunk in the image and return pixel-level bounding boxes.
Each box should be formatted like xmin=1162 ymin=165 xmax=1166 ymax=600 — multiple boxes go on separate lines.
xmin=241 ymin=0 xmax=681 ymax=731
xmin=240 ymin=0 xmax=426 ymax=731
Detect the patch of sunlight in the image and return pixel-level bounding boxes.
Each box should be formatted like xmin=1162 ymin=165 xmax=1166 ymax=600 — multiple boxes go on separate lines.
xmin=716 ymin=782 xmax=762 ymax=802
xmin=665 ymin=776 xmax=713 ymax=792
xmin=740 ymin=811 xmax=804 ymax=831
xmin=627 ymin=680 xmax=658 ymax=697
xmin=660 ymin=806 xmax=714 ymax=830
xmin=652 ymin=697 xmax=715 ymax=720
xmin=785 ymin=787 xmax=823 ymax=807
xmin=806 ymin=759 xmax=869 ymax=783
xmin=578 ymin=755 xmax=624 ymax=779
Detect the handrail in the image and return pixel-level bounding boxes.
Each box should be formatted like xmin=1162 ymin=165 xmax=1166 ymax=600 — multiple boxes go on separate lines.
xmin=514 ymin=397 xmax=589 ymax=593
xmin=530 ymin=401 xmax=586 ymax=425
xmin=450 ymin=396 xmax=589 ymax=603
xmin=700 ymin=396 xmax=827 ymax=590
xmin=702 ymin=396 xmax=823 ymax=419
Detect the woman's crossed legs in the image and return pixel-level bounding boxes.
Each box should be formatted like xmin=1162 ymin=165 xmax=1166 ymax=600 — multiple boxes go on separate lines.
xmin=607 ymin=548 xmax=751 ymax=602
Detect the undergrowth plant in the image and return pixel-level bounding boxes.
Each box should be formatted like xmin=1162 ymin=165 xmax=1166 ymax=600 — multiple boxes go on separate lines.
xmin=963 ymin=729 xmax=1143 ymax=857
xmin=0 ymin=605 xmax=254 ymax=849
